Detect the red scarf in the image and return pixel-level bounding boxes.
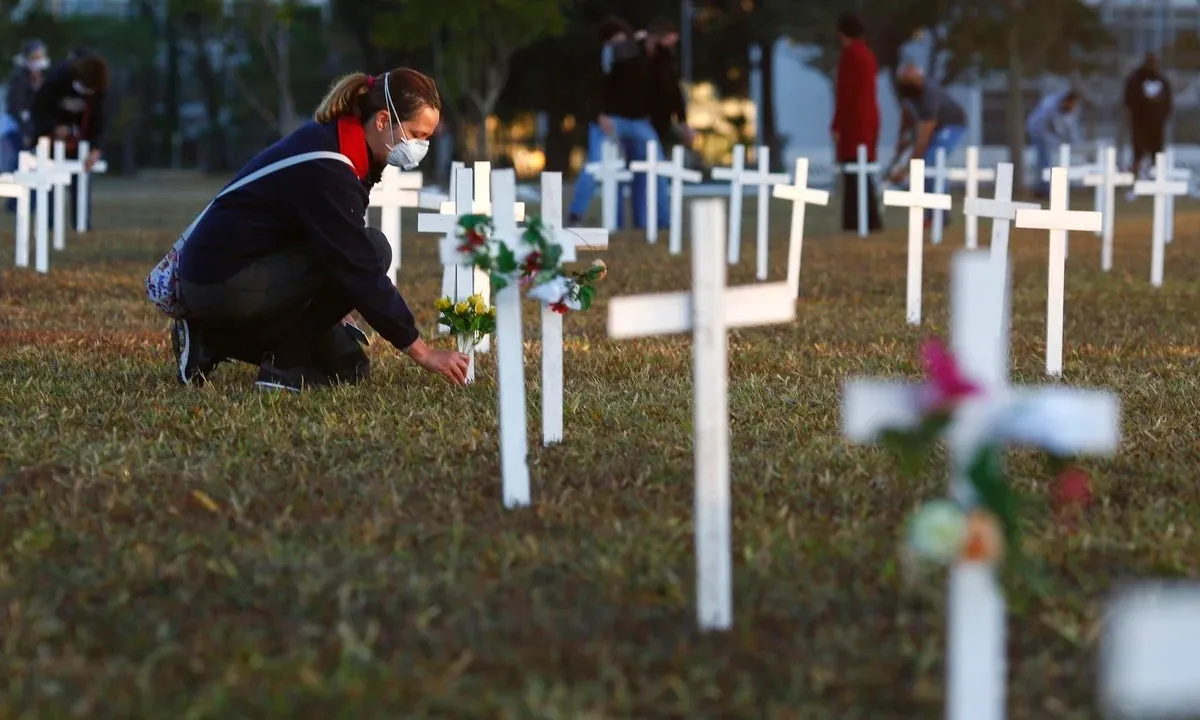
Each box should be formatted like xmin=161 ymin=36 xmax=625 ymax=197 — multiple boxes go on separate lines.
xmin=336 ymin=116 xmax=370 ymax=180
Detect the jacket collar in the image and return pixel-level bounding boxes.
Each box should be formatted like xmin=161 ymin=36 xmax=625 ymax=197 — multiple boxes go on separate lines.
xmin=336 ymin=116 xmax=370 ymax=181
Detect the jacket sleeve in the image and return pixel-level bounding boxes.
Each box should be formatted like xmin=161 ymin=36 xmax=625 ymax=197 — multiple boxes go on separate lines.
xmin=831 ymin=53 xmax=848 ymax=133
xmin=289 ymin=161 xmax=421 ymax=351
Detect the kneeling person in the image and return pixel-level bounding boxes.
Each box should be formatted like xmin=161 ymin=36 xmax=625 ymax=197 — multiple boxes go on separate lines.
xmin=170 ymin=68 xmax=469 ymax=390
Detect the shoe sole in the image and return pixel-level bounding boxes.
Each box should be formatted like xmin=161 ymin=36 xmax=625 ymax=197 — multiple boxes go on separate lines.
xmin=175 ymin=321 xmax=196 ymax=386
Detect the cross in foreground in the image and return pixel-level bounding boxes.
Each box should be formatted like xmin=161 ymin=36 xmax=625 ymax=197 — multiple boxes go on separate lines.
xmin=1100 ymin=582 xmax=1200 ymax=719
xmin=419 ymin=166 xmax=490 ymax=349
xmin=842 ymin=144 xmax=879 ymax=238
xmin=1015 ymin=168 xmax=1103 ymax=377
xmin=369 ymin=166 xmax=422 ymax=283
xmin=882 ymin=158 xmax=952 ymax=325
xmin=490 ymin=169 xmax=531 ymax=507
xmin=608 ymin=197 xmax=796 ymax=631
xmin=537 ymin=171 xmax=608 ymax=445
xmin=771 ymin=157 xmax=829 ymax=296
xmin=1133 ymin=152 xmax=1188 ymax=288
xmin=1083 ymin=146 xmax=1134 ymax=272
xmin=947 ymin=146 xmax=996 ymax=250
xmin=961 ymin=162 xmax=1039 ymax=323
xmin=657 ymin=145 xmax=702 ymax=255
xmin=585 ymin=140 xmax=631 ymax=231
xmin=843 ymin=250 xmax=1120 ymax=720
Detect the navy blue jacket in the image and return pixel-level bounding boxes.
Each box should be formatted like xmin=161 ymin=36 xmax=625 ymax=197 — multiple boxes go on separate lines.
xmin=178 ymin=119 xmax=420 ymax=351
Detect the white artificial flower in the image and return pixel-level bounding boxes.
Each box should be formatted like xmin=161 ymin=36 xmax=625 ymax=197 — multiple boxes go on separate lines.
xmin=526 ymin=275 xmax=572 ymax=305
xmin=906 ymin=500 xmax=968 ymax=563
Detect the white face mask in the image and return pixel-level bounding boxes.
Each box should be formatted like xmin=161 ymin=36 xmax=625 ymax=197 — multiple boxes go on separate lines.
xmin=27 ymin=57 xmax=49 ymax=71
xmin=382 ymin=71 xmax=430 ymax=170
xmin=72 ymin=80 xmax=93 ymax=96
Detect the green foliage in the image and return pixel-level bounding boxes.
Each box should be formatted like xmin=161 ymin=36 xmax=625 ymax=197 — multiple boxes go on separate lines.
xmin=435 ymin=295 xmax=496 ymax=341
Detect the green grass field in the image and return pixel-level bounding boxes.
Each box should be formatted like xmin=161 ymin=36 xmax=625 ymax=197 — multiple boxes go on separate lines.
xmin=2 ymin=177 xmax=1199 ymax=718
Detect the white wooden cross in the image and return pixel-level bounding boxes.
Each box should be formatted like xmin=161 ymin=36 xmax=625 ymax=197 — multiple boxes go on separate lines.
xmin=53 ymin=139 xmax=108 ymax=233
xmin=429 ymin=168 xmax=479 ymax=372
xmin=1100 ymin=583 xmax=1200 ymax=719
xmin=962 ymin=162 xmax=1039 ymax=304
xmin=1089 ymin=142 xmax=1108 ymax=235
xmin=13 ymin=139 xmax=72 ymax=274
xmin=584 ymin=139 xmax=631 ymax=231
xmin=537 ymin=171 xmax=608 ymax=446
xmin=1160 ymin=147 xmax=1187 ymax=244
xmin=882 ymin=158 xmax=953 ymax=325
xmin=742 ymin=146 xmax=790 ymax=280
xmin=710 ymin=144 xmax=749 ymax=265
xmin=629 ymin=138 xmax=663 ymax=244
xmin=842 ymin=143 xmax=880 ymax=237
xmin=1015 ymin=167 xmax=1103 ymax=377
xmin=1084 ymin=146 xmax=1133 ymax=271
xmin=491 ymin=169 xmax=531 ymax=507
xmin=0 ymin=173 xmax=32 ymax=270
xmin=843 ymin=250 xmax=1120 ymax=720
xmin=608 ymin=197 xmax=796 ymax=631
xmin=772 ymin=157 xmax=829 ymax=296
xmin=924 ymin=146 xmax=952 ymax=245
xmin=419 ymin=166 xmax=491 ymax=351
xmin=438 ymin=161 xmax=526 ymax=221
xmin=947 ymin=146 xmax=996 ymax=249
xmin=658 ymin=145 xmax=702 ymax=255
xmin=369 ymin=165 xmax=423 ymax=283
xmin=1133 ymin=152 xmax=1188 ymax=288
xmin=1039 ymin=143 xmax=1090 ymax=259
xmin=417 ymin=160 xmax=462 ymax=210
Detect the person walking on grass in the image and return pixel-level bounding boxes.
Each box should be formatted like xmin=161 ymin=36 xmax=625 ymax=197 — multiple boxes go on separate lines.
xmin=830 ymin=13 xmax=882 ymax=234
xmin=887 ymin=61 xmax=967 ymax=227
xmin=1026 ymin=88 xmax=1082 ymax=199
xmin=1124 ymin=53 xmax=1172 ymax=183
xmin=158 ymin=68 xmax=469 ymax=391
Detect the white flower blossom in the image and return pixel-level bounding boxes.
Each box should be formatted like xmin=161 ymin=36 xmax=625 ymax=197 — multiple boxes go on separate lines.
xmin=526 ymin=275 xmax=573 ymax=306
xmin=906 ymin=500 xmax=967 ymax=563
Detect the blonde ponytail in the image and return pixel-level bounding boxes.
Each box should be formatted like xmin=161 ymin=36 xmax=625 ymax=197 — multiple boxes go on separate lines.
xmin=314 ymin=72 xmax=373 ymax=123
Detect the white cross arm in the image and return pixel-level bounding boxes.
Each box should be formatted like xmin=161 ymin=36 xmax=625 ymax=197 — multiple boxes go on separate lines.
xmin=962 ymin=197 xmax=1040 ymax=220
xmin=1134 ymin=178 xmax=1189 ymax=196
xmin=438 ymin=236 xmax=476 ymax=266
xmin=842 ymin=160 xmax=880 ymax=171
xmin=882 ymin=189 xmax=952 ymax=210
xmin=659 ymin=164 xmax=702 ymax=182
xmin=1043 ymin=166 xmax=1091 ymax=181
xmin=773 ymin=184 xmax=830 ymax=205
xmin=710 ymin=166 xmax=744 ymax=181
xmin=842 ymin=381 xmax=923 ymax=441
xmin=608 ymin=282 xmax=795 ymax=338
xmin=14 ymin=166 xmax=72 ymax=184
xmin=417 ymin=212 xmax=459 ymax=234
xmin=742 ymin=170 xmax=791 ymax=185
xmin=1101 ymin=584 xmax=1200 ymax=718
xmin=947 ymin=168 xmax=997 ymax=182
xmin=585 ymin=162 xmax=633 ymax=180
xmin=564 ymin=227 xmax=609 ymax=250
xmin=370 ymin=188 xmax=421 ymax=206
xmin=0 ymin=179 xmax=28 ymax=198
xmin=439 ymin=200 xmax=527 ymax=222
xmin=1084 ymin=172 xmax=1135 ymax=186
xmin=418 ymin=190 xmax=448 ymax=210
xmin=996 ymin=388 xmax=1120 ymax=455
xmin=1015 ymin=207 xmax=1101 ymax=232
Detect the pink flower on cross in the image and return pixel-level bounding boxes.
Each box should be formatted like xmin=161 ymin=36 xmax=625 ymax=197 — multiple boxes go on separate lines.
xmin=917 ymin=337 xmax=981 ymax=413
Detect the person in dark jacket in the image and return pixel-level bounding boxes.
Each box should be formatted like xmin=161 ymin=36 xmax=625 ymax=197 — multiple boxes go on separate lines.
xmin=30 ymin=51 xmax=109 ymax=229
xmin=1124 ymin=53 xmax=1172 ymax=180
xmin=830 ymin=14 xmax=883 ymax=233
xmin=644 ymin=17 xmax=693 ymax=152
xmin=3 ymin=40 xmax=48 ymax=212
xmin=172 ymin=68 xmax=469 ymax=391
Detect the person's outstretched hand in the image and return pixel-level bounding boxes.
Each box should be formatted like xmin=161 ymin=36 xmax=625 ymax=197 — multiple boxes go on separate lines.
xmin=405 ymin=339 xmax=470 ymax=386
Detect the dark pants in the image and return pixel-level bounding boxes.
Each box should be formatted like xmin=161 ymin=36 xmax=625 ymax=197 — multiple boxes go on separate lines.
xmin=1131 ymin=123 xmax=1165 ymax=175
xmin=840 ymin=170 xmax=883 ymax=233
xmin=178 ymin=228 xmax=390 ymax=370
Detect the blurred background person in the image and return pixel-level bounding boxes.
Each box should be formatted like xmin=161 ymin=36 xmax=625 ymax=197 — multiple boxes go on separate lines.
xmin=830 ymin=13 xmax=882 ymax=234
xmin=1026 ymin=88 xmax=1082 ymax=199
xmin=3 ymin=39 xmax=49 ymax=213
xmin=1124 ymin=52 xmax=1172 ymax=183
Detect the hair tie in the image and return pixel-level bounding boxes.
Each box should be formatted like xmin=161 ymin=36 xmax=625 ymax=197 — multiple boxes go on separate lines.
xmin=367 ymin=75 xmax=376 ymax=88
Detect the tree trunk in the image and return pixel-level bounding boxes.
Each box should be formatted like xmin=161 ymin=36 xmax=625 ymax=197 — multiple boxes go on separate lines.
xmin=476 ymin=106 xmax=490 ymax=162
xmin=1004 ymin=23 xmax=1026 ymax=194
xmin=758 ymin=38 xmax=781 ymax=171
xmin=544 ymin=107 xmax=570 ymax=172
xmin=275 ymin=25 xmax=300 ymax=136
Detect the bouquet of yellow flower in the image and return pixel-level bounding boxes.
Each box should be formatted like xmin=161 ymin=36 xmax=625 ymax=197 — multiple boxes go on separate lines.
xmin=434 ymin=294 xmax=495 ymax=383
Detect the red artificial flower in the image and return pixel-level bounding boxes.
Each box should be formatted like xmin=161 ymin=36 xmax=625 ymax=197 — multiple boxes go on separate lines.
xmin=918 ymin=337 xmax=981 ymax=412
xmin=523 ymin=251 xmax=542 ymax=274
xmin=1052 ymin=466 xmax=1093 ymax=529
xmin=549 ymin=301 xmax=569 ymax=315
xmin=458 ymin=228 xmax=487 ymax=253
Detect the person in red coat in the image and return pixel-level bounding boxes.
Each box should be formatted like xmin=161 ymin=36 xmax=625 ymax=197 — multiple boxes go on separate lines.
xmin=830 ymin=14 xmax=882 ymax=233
